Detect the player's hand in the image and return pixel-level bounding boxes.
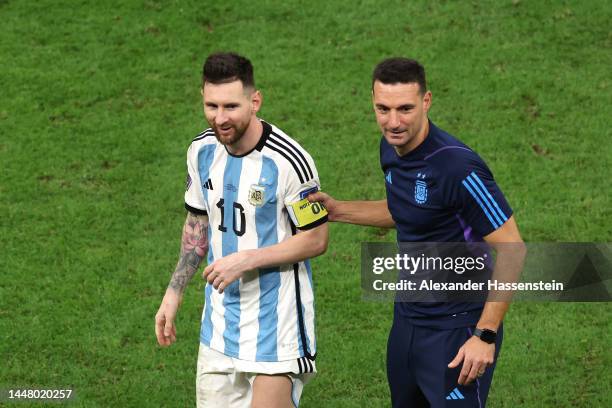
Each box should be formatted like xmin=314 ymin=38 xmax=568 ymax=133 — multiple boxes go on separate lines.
xmin=203 ymin=250 xmax=255 ymax=294
xmin=307 ymin=191 xmax=338 ymax=221
xmin=448 ymin=336 xmax=495 ymax=385
xmin=155 ymin=289 xmax=181 ymax=347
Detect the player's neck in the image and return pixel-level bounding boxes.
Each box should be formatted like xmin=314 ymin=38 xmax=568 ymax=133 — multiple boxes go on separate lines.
xmin=226 ymin=117 xmax=263 ymax=156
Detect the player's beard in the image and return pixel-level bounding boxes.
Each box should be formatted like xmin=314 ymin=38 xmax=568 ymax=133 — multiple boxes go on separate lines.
xmin=212 ymin=121 xmax=249 ymax=146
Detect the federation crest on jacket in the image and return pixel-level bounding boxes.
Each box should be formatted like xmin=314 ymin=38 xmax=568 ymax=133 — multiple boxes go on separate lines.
xmin=414 ymin=173 xmax=428 ymax=204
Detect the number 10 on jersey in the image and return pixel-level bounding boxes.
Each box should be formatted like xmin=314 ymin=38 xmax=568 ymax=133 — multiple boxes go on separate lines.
xmin=216 ymin=198 xmax=246 ymax=236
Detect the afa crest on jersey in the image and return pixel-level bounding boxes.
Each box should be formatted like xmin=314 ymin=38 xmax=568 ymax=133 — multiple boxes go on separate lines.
xmin=415 ymin=173 xmax=428 ymax=204
xmin=248 ymin=184 xmax=265 ymax=206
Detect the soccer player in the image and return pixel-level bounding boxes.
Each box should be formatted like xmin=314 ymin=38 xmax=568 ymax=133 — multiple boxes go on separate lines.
xmin=308 ymin=58 xmax=525 ymax=407
xmin=155 ymin=52 xmax=328 ymax=408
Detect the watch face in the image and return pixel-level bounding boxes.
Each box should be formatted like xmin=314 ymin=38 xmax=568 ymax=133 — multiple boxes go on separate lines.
xmin=481 ymin=329 xmax=496 ymax=344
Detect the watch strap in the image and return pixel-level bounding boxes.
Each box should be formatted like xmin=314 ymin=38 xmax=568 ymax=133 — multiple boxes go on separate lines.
xmin=473 ymin=328 xmax=496 ymax=344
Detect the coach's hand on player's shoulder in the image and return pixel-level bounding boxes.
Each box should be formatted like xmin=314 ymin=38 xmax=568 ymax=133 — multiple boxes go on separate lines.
xmin=155 ymin=289 xmax=181 ymax=347
xmin=203 ymin=250 xmax=255 ymax=294
xmin=448 ymin=336 xmax=495 ymax=385
xmin=307 ymin=191 xmax=338 ymax=221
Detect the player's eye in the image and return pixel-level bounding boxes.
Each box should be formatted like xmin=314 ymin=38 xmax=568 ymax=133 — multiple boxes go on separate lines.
xmin=377 ymin=106 xmax=389 ymax=113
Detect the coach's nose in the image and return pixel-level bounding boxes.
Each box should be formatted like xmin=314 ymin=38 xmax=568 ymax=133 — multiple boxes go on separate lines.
xmin=388 ymin=110 xmax=400 ymax=129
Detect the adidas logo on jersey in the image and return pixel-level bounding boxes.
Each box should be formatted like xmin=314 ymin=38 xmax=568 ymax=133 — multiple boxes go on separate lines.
xmin=203 ymin=179 xmax=213 ymax=190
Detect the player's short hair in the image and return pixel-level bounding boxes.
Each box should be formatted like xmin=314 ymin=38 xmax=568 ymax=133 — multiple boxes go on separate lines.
xmin=372 ymin=57 xmax=427 ymax=94
xmin=202 ymin=52 xmax=255 ymax=89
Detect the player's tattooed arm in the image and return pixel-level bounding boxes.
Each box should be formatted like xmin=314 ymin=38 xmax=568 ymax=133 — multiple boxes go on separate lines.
xmin=168 ymin=212 xmax=209 ymax=295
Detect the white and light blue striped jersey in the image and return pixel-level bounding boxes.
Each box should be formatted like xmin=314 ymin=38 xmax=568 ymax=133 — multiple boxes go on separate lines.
xmin=184 ymin=120 xmax=327 ymax=362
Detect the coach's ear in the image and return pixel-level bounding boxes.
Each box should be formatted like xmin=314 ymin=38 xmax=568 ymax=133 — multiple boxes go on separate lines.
xmin=422 ymin=90 xmax=432 ymax=113
xmin=251 ymin=90 xmax=262 ymax=114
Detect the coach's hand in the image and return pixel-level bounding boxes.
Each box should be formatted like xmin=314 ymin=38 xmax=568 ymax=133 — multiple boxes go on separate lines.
xmin=307 ymin=191 xmax=338 ymax=221
xmin=203 ymin=250 xmax=255 ymax=294
xmin=155 ymin=289 xmax=181 ymax=347
xmin=448 ymin=337 xmax=495 ymax=385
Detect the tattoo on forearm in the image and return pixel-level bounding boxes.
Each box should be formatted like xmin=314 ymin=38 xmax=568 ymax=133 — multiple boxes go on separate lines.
xmin=168 ymin=213 xmax=209 ymax=293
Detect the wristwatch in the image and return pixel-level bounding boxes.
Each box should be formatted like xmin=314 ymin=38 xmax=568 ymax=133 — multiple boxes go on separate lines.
xmin=473 ymin=328 xmax=497 ymax=344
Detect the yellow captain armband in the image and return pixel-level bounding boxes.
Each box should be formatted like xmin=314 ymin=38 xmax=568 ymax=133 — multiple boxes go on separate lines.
xmin=287 ymin=197 xmax=328 ymax=229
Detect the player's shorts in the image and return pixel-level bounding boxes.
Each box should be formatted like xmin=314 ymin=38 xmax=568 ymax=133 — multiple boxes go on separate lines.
xmin=386 ymin=316 xmax=503 ymax=408
xmin=196 ymin=343 xmax=316 ymax=408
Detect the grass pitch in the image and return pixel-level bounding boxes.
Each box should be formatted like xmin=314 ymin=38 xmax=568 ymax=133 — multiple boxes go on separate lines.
xmin=1 ymin=0 xmax=610 ymax=406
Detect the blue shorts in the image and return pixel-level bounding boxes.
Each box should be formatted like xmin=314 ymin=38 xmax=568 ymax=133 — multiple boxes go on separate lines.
xmin=386 ymin=316 xmax=503 ymax=407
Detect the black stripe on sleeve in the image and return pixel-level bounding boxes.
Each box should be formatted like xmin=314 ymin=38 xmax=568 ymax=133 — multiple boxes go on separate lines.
xmin=185 ymin=203 xmax=207 ymax=215
xmin=264 ymin=142 xmax=306 ymax=184
xmin=272 ymin=132 xmax=314 ymax=180
xmin=270 ymin=133 xmax=312 ymax=180
xmin=192 ymin=129 xmax=215 ymax=142
xmin=265 ymin=138 xmax=308 ymax=183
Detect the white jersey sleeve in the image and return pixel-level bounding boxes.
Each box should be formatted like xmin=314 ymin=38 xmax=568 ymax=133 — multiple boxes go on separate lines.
xmin=184 ymin=142 xmax=209 ymax=215
xmin=282 ymin=150 xmax=328 ymax=230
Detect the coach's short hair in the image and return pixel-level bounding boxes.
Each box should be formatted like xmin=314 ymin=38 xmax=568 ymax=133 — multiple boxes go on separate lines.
xmin=202 ymin=52 xmax=255 ymax=88
xmin=372 ymin=57 xmax=427 ymax=94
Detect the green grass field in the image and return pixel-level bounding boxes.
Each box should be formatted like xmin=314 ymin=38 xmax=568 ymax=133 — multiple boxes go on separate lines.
xmin=1 ymin=0 xmax=610 ymax=406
